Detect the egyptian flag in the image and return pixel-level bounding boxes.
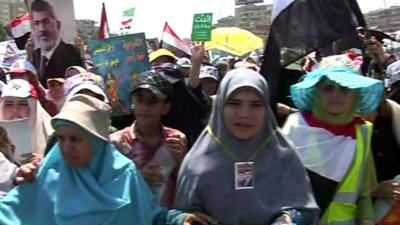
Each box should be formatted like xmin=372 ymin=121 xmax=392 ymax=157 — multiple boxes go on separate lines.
xmin=160 ymin=22 xmax=191 ymax=56
xmin=260 ymin=0 xmax=365 ymax=111
xmin=10 ymin=13 xmax=31 ymax=50
xmin=98 ymin=2 xmax=110 ymax=39
xmin=121 ymin=18 xmax=133 ymax=29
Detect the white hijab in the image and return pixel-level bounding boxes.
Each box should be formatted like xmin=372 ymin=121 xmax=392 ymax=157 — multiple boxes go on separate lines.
xmin=0 ymin=97 xmax=53 ymax=156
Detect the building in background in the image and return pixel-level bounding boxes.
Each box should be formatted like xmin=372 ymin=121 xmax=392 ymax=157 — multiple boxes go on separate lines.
xmin=214 ymin=16 xmax=237 ymax=28
xmin=235 ymin=4 xmax=272 ymax=38
xmin=365 ymin=5 xmax=400 ymax=33
xmin=214 ymin=3 xmax=272 ymax=39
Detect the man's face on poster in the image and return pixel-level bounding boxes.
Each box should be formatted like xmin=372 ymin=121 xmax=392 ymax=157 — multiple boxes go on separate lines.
xmin=32 ymin=10 xmax=60 ymax=51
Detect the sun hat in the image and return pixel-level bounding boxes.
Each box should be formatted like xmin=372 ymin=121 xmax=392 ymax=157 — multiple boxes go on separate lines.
xmin=290 ymin=66 xmax=384 ymax=114
xmin=149 ymin=48 xmax=177 ymax=64
xmin=199 ymin=65 xmax=219 ymax=81
xmin=64 ymin=66 xmax=87 ymax=78
xmin=1 ymin=79 xmax=32 ymax=99
xmin=51 ymin=94 xmax=111 ymax=141
xmin=7 ymin=60 xmax=37 ymax=76
xmin=176 ymin=57 xmax=192 ymax=68
xmin=66 ymin=82 xmax=108 ymax=102
xmin=131 ymin=70 xmax=172 ymax=100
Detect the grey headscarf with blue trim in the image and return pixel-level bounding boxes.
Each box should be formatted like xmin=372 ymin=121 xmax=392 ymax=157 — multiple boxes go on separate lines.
xmin=176 ymin=68 xmax=318 ymax=224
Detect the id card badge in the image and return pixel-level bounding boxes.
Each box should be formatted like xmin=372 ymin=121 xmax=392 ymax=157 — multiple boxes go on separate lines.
xmin=235 ymin=161 xmax=254 ymax=190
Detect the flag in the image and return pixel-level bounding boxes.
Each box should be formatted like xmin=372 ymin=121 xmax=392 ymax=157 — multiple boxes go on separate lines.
xmin=10 ymin=13 xmax=31 ymax=38
xmin=260 ymin=0 xmax=365 ymax=111
xmin=121 ymin=18 xmax=133 ymax=29
xmin=123 ymin=7 xmax=135 ymax=17
xmin=160 ymin=22 xmax=191 ymax=55
xmin=98 ymin=2 xmax=109 ymax=39
xmin=121 ymin=7 xmax=135 ymax=29
xmin=9 ymin=13 xmax=31 ymax=50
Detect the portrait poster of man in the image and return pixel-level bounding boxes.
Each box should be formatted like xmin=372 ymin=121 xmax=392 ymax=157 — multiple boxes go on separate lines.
xmin=30 ymin=0 xmax=83 ymax=88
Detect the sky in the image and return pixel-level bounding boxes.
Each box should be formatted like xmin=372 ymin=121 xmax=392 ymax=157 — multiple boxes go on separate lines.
xmin=73 ymin=0 xmax=400 ymax=39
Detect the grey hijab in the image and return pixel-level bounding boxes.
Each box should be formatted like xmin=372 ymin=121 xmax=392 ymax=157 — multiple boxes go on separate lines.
xmin=176 ymin=68 xmax=318 ymax=225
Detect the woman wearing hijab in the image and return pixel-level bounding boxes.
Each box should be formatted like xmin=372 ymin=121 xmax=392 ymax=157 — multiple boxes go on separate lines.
xmin=0 ymin=94 xmax=213 ymax=225
xmin=0 ymin=79 xmax=52 ymax=163
xmin=282 ymin=59 xmax=384 ymax=225
xmin=176 ymin=68 xmax=318 ymax=225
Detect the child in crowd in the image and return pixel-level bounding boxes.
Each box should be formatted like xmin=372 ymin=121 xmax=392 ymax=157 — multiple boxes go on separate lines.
xmin=110 ymin=71 xmax=187 ymax=207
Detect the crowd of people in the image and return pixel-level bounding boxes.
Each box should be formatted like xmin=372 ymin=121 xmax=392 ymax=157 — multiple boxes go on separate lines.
xmin=0 ymin=0 xmax=400 ymax=225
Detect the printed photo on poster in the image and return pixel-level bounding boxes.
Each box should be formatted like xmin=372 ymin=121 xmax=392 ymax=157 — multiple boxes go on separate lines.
xmin=87 ymin=33 xmax=151 ymax=116
xmin=30 ymin=0 xmax=83 ymax=88
xmin=235 ymin=161 xmax=254 ymax=190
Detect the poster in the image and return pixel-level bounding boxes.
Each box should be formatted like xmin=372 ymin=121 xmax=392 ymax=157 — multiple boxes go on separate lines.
xmin=87 ymin=33 xmax=151 ymax=115
xmin=192 ymin=13 xmax=213 ymax=42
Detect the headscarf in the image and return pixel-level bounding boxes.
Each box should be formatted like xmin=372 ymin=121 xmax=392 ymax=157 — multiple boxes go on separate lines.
xmin=0 ymin=119 xmax=172 ymax=225
xmin=176 ymin=68 xmax=318 ymax=225
xmin=0 ymin=91 xmax=53 ymax=156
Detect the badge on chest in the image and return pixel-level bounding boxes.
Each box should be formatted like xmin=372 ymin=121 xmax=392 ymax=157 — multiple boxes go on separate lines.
xmin=235 ymin=161 xmax=254 ymax=190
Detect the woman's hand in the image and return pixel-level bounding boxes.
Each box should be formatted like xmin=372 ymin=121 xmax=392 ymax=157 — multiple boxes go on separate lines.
xmin=13 ymin=160 xmax=41 ymax=185
xmin=20 ymin=153 xmax=43 ymax=165
xmin=272 ymin=214 xmax=293 ymax=225
xmin=140 ymin=164 xmax=165 ymax=187
xmin=373 ymin=180 xmax=400 ymax=201
xmin=183 ymin=212 xmax=218 ymax=225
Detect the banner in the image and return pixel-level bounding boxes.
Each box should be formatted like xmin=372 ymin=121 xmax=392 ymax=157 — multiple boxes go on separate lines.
xmin=192 ymin=13 xmax=213 ymax=42
xmin=87 ymin=33 xmax=151 ymax=115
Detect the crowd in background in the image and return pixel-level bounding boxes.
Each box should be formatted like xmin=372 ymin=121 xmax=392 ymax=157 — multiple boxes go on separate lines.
xmin=0 ymin=0 xmax=400 ymax=225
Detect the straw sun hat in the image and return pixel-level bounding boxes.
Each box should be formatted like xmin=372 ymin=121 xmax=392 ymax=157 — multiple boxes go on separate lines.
xmin=51 ymin=94 xmax=111 ymax=141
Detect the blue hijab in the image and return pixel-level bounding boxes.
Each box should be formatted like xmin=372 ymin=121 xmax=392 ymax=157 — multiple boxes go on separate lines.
xmin=0 ymin=120 xmax=184 ymax=225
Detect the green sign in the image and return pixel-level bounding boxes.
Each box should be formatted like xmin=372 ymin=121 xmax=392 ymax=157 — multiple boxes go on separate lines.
xmin=191 ymin=13 xmax=213 ymax=41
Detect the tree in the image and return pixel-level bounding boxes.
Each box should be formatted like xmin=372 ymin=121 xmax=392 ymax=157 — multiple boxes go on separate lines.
xmin=0 ymin=23 xmax=8 ymax=42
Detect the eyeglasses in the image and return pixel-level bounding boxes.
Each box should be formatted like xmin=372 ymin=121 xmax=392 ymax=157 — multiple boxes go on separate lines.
xmin=32 ymin=18 xmax=57 ymax=28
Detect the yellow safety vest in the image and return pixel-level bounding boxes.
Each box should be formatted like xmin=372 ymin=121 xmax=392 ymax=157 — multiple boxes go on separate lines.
xmin=320 ymin=122 xmax=372 ymax=225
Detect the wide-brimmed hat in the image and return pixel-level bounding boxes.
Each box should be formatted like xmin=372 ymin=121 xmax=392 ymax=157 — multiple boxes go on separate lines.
xmin=66 ymin=82 xmax=108 ymax=102
xmin=290 ymin=66 xmax=384 ymax=114
xmin=51 ymin=94 xmax=111 ymax=141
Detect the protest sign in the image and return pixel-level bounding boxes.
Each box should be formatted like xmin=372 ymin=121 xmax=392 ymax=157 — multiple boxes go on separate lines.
xmin=87 ymin=33 xmax=151 ymax=115
xmin=192 ymin=13 xmax=213 ymax=42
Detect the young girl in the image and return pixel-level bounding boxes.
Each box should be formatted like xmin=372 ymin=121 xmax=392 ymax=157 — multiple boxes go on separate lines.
xmin=282 ymin=65 xmax=384 ymax=225
xmin=176 ymin=68 xmax=318 ymax=225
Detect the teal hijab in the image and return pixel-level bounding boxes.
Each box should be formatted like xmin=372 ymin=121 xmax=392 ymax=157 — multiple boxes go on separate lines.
xmin=0 ymin=120 xmax=175 ymax=225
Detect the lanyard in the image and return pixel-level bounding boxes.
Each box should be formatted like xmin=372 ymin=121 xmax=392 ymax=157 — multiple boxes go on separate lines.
xmin=206 ymin=125 xmax=276 ymax=162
